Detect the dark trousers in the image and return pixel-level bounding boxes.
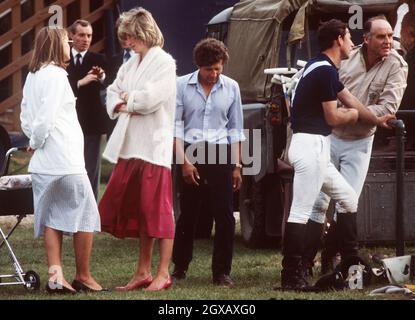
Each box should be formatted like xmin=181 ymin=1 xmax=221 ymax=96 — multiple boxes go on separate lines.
xmin=172 ymin=162 xmax=235 ymax=277
xmin=84 ymin=134 xmax=102 ymax=200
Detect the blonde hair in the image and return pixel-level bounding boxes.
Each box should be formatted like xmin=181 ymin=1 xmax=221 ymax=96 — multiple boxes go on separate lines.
xmin=117 ymin=7 xmax=164 ymax=48
xmin=28 ymin=27 xmax=68 ymax=73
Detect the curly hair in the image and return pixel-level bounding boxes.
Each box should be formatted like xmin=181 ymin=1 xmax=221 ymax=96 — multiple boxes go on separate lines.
xmin=193 ymin=38 xmax=229 ymax=67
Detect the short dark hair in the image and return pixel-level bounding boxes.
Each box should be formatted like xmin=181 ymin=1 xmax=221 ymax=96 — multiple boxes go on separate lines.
xmin=68 ymin=19 xmax=92 ymax=35
xmin=193 ymin=38 xmax=229 ymax=67
xmin=317 ymin=19 xmax=347 ymax=51
xmin=363 ymin=15 xmax=388 ymax=37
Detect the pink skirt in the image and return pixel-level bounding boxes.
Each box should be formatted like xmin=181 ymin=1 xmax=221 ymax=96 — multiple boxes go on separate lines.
xmin=99 ymin=158 xmax=175 ymax=239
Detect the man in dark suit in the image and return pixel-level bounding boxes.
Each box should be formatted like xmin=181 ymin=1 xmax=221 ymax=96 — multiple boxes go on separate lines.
xmin=67 ymin=19 xmax=110 ymax=199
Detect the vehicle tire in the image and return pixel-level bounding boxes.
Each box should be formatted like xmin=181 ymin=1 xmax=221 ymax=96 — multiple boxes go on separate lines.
xmin=24 ymin=270 xmax=40 ymax=291
xmin=239 ymin=174 xmax=282 ymax=248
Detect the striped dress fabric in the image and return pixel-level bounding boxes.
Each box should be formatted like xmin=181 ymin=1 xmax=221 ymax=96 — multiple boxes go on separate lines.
xmin=32 ymin=174 xmax=101 ymax=238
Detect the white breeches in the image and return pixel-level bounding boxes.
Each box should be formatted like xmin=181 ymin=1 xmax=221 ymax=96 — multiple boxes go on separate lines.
xmin=310 ymin=134 xmax=374 ymax=224
xmin=287 ymin=133 xmax=358 ymax=224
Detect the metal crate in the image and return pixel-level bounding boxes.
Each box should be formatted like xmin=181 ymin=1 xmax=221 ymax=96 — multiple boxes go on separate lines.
xmin=357 ymin=170 xmax=415 ymax=244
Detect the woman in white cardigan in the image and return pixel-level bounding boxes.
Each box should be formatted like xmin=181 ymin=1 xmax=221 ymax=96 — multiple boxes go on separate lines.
xmin=20 ymin=27 xmax=104 ymax=293
xmin=99 ymin=8 xmax=177 ymax=291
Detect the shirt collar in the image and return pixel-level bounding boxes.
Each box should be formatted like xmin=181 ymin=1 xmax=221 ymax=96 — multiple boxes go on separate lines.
xmin=72 ymin=48 xmax=87 ymax=59
xmin=188 ymin=70 xmax=224 ymax=89
xmin=318 ymin=53 xmax=337 ymax=69
xmin=360 ymin=44 xmax=388 ymax=65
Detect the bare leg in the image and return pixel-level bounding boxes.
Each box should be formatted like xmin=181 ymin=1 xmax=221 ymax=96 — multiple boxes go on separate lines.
xmin=130 ymin=232 xmax=154 ymax=282
xmin=73 ymin=232 xmax=102 ymax=290
xmin=145 ymin=238 xmax=173 ymax=290
xmin=44 ymin=227 xmax=73 ymax=290
xmin=114 ymin=232 xmax=154 ymax=290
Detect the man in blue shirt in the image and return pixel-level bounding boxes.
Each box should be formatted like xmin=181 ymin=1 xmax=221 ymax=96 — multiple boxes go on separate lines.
xmin=280 ymin=19 xmax=394 ymax=291
xmin=172 ymin=38 xmax=245 ymax=288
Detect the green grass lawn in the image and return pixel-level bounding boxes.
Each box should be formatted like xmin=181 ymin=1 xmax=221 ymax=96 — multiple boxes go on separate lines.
xmin=2 ymin=151 xmax=414 ymax=300
xmin=1 ymin=218 xmax=413 ymax=300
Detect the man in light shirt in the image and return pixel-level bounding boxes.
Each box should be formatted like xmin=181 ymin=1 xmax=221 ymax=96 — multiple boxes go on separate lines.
xmin=171 ymin=38 xmax=245 ymax=288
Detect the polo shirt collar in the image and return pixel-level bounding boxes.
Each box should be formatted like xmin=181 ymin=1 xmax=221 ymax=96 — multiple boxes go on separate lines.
xmin=318 ymin=53 xmax=337 ymax=69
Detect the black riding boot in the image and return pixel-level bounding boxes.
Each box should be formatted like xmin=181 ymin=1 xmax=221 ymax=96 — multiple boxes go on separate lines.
xmin=337 ymin=212 xmax=359 ymax=260
xmin=320 ymin=220 xmax=339 ymax=274
xmin=335 ymin=212 xmax=372 ymax=286
xmin=336 ymin=212 xmax=360 ymax=276
xmin=302 ymin=220 xmax=325 ymax=278
xmin=281 ymin=223 xmax=311 ymax=291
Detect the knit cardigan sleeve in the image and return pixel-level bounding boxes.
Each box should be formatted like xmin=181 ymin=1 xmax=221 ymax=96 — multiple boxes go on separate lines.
xmin=126 ymin=57 xmax=176 ymax=115
xmin=106 ymin=63 xmax=127 ymax=120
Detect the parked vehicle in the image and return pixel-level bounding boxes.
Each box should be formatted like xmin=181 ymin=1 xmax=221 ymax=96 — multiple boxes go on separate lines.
xmin=201 ymin=0 xmax=415 ymax=248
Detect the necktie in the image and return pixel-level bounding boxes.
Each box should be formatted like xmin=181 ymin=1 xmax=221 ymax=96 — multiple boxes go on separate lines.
xmin=75 ymin=53 xmax=82 ymax=68
xmin=124 ymin=50 xmax=131 ymax=63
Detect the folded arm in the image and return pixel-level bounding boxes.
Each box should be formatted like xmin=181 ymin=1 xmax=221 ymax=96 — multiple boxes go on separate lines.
xmin=367 ymin=65 xmax=408 ymax=117
xmin=106 ymin=64 xmax=128 ymax=119
xmin=126 ymin=61 xmax=176 ymax=115
xmin=338 ymin=88 xmax=396 ymax=128
xmin=322 ymin=99 xmax=359 ymax=127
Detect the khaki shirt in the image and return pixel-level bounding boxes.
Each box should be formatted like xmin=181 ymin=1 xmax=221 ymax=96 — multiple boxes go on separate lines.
xmin=333 ymin=46 xmax=408 ymax=140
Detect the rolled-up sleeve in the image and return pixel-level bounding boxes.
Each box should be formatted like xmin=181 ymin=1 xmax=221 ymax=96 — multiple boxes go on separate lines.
xmin=367 ymin=61 xmax=408 ymax=116
xmin=227 ymin=82 xmax=246 ymax=144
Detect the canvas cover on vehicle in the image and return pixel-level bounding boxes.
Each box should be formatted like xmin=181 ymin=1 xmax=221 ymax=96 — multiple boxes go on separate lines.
xmin=225 ymin=0 xmax=398 ymax=102
xmin=225 ymin=0 xmax=307 ymax=102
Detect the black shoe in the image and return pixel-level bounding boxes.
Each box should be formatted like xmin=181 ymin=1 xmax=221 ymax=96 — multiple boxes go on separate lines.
xmin=281 ymin=268 xmax=317 ymax=292
xmin=71 ymin=279 xmax=109 ymax=293
xmin=45 ymin=281 xmax=77 ymax=294
xmin=313 ymin=270 xmax=345 ymax=291
xmin=302 ymin=264 xmax=314 ymax=279
xmin=213 ymin=274 xmax=235 ymax=288
xmin=171 ymin=268 xmax=187 ymax=281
